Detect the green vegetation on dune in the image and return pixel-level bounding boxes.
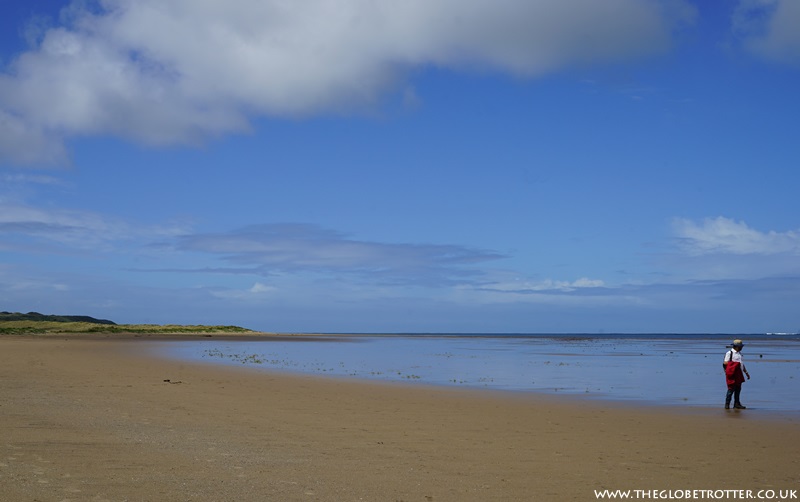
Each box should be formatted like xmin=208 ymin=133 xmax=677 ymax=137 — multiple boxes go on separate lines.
xmin=105 ymin=324 xmax=254 ymax=334
xmin=0 ymin=312 xmax=255 ymax=335
xmin=0 ymin=321 xmax=254 ymax=335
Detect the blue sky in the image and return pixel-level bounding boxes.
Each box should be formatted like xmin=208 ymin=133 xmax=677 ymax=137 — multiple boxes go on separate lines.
xmin=1 ymin=0 xmax=798 ymax=333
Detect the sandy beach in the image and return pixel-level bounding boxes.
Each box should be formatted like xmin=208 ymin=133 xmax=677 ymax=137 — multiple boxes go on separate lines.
xmin=1 ymin=335 xmax=798 ymax=501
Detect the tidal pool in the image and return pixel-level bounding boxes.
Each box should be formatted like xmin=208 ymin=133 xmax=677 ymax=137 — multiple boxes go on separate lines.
xmin=153 ymin=334 xmax=800 ymax=413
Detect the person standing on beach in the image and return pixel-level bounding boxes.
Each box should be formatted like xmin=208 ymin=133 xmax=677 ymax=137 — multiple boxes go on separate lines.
xmin=723 ymin=339 xmax=750 ymax=409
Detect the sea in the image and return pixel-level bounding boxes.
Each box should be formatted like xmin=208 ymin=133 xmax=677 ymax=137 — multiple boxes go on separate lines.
xmin=153 ymin=333 xmax=800 ymax=414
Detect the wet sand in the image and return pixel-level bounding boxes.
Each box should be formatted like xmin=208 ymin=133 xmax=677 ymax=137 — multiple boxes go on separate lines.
xmin=1 ymin=335 xmax=798 ymax=501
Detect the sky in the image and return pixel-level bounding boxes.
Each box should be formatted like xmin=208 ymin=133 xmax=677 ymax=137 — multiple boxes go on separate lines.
xmin=1 ymin=0 xmax=799 ymax=333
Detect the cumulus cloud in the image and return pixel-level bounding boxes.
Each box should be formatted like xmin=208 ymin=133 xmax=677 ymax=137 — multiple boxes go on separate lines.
xmin=733 ymin=0 xmax=800 ymax=65
xmin=672 ymin=216 xmax=800 ymax=255
xmin=0 ymin=110 xmax=70 ymax=165
xmin=175 ymin=223 xmax=505 ymax=286
xmin=0 ymin=0 xmax=694 ymax=165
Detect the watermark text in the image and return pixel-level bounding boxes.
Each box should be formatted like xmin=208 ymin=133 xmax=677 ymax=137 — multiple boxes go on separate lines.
xmin=595 ymin=489 xmax=798 ymax=500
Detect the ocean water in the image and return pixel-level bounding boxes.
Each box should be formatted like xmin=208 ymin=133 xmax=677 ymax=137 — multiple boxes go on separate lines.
xmin=154 ymin=334 xmax=800 ymax=413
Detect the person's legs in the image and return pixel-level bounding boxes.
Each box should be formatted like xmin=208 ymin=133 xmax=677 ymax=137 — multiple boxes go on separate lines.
xmin=733 ymin=385 xmax=745 ymax=408
xmin=725 ymin=387 xmax=734 ymax=408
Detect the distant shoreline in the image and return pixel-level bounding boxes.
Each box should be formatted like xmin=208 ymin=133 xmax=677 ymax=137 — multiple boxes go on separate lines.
xmin=3 ymin=330 xmax=797 ymax=341
xmin=2 ymin=312 xmax=793 ymax=338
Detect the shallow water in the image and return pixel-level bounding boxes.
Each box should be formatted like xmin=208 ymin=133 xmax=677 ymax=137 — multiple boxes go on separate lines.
xmin=155 ymin=334 xmax=800 ymax=413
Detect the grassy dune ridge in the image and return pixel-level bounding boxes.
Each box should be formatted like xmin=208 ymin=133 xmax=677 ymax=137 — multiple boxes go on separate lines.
xmin=0 ymin=312 xmax=255 ymax=335
xmin=0 ymin=321 xmax=255 ymax=335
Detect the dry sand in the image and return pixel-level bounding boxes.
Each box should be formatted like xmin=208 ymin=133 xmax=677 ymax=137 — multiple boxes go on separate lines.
xmin=1 ymin=335 xmax=798 ymax=501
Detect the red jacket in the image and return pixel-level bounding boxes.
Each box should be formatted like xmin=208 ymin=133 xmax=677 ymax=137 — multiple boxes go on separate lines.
xmin=725 ymin=360 xmax=745 ymax=388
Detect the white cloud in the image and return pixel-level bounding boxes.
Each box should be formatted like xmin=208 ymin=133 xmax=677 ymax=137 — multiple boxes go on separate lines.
xmin=208 ymin=281 xmax=278 ymax=301
xmin=0 ymin=110 xmax=69 ymax=165
xmin=0 ymin=276 xmax=70 ymax=293
xmin=450 ymin=274 xmax=635 ymax=309
xmin=733 ymin=0 xmax=800 ymax=65
xmin=484 ymin=276 xmax=606 ymax=293
xmin=443 ymin=270 xmax=611 ymax=307
xmin=249 ymin=282 xmax=276 ymax=294
xmin=672 ymin=216 xmax=800 ymax=255
xmin=0 ymin=201 xmax=187 ymax=250
xmin=0 ymin=0 xmax=694 ymax=165
xmin=176 ymin=223 xmax=504 ymax=286
xmin=0 ymin=172 xmax=67 ymax=186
